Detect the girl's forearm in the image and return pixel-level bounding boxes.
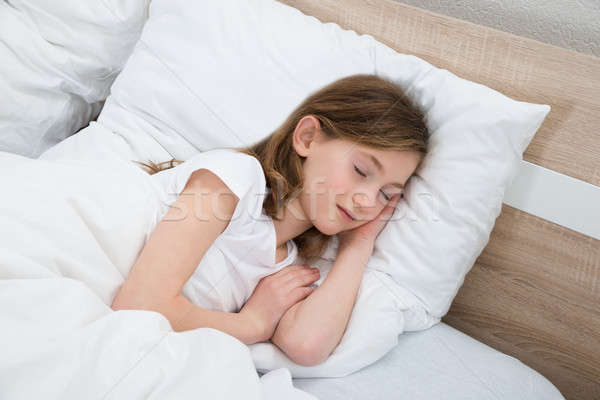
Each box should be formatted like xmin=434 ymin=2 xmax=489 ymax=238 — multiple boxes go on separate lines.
xmin=161 ymin=294 xmax=264 ymax=345
xmin=271 ymin=242 xmax=373 ymax=365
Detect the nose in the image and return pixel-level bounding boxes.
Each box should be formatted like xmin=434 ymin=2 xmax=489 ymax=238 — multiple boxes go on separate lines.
xmin=352 ymin=189 xmax=378 ymax=213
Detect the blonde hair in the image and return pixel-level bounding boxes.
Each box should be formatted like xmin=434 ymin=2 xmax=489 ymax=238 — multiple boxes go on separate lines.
xmin=135 ymin=74 xmax=429 ymax=263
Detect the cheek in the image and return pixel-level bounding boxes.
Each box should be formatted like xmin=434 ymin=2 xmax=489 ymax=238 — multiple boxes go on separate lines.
xmin=324 ymin=166 xmax=352 ymax=194
xmin=305 ymin=167 xmax=344 ymax=200
xmin=301 ymin=159 xmax=354 ymax=222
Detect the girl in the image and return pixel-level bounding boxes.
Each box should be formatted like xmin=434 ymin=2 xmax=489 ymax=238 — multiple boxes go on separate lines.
xmin=111 ymin=74 xmax=429 ymax=366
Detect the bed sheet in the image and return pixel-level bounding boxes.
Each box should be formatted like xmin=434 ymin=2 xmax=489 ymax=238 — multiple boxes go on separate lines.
xmin=38 ymin=122 xmax=564 ymax=398
xmin=290 ymin=322 xmax=563 ymax=400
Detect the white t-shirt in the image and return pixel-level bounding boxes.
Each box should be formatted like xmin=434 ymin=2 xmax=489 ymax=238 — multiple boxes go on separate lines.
xmin=150 ymin=148 xmax=299 ymax=312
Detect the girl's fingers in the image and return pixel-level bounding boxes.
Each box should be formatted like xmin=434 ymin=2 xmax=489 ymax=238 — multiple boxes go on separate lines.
xmin=383 ymin=194 xmax=401 ymax=214
xmin=289 ymin=286 xmax=315 ymax=304
xmin=274 ymin=264 xmax=312 ymax=279
xmin=284 ymin=270 xmax=320 ymax=290
xmin=376 ymin=195 xmax=401 ymax=222
xmin=281 ymin=268 xmax=320 ymax=286
xmin=363 ymin=195 xmax=401 ymax=239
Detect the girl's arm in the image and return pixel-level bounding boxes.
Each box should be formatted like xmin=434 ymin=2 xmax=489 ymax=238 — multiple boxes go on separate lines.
xmin=270 ymin=241 xmax=373 ymax=366
xmin=270 ymin=195 xmax=401 ymax=366
xmin=111 ymin=168 xmax=262 ymax=345
xmin=163 ymin=294 xmax=263 ymax=344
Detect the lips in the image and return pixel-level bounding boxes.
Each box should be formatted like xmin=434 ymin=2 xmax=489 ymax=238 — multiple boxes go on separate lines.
xmin=337 ymin=205 xmax=355 ymax=221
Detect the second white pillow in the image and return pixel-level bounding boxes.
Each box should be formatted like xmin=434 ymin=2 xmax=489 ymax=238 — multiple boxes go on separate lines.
xmin=0 ymin=0 xmax=149 ymax=158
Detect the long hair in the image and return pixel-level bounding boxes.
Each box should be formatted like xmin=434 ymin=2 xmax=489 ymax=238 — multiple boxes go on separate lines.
xmin=135 ymin=74 xmax=429 ymax=263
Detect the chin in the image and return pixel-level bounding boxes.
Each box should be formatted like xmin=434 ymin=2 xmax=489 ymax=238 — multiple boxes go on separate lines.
xmin=312 ymin=219 xmax=342 ymax=236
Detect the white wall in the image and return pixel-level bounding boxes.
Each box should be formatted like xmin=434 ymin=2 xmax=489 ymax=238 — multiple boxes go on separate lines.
xmin=394 ymin=0 xmax=600 ymax=57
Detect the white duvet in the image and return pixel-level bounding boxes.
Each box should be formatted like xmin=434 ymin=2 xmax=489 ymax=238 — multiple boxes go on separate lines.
xmin=0 ymin=151 xmax=315 ymax=399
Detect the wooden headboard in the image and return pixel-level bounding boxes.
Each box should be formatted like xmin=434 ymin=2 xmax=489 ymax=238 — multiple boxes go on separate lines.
xmin=278 ymin=1 xmax=600 ymax=399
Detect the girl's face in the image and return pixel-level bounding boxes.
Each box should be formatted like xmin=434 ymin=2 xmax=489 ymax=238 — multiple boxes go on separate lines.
xmin=293 ymin=116 xmax=422 ymax=235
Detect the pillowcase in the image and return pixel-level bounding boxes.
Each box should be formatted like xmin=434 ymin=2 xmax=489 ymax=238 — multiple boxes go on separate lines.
xmin=93 ymin=0 xmax=550 ymax=375
xmin=371 ymin=51 xmax=550 ymax=318
xmin=0 ymin=0 xmax=149 ymax=158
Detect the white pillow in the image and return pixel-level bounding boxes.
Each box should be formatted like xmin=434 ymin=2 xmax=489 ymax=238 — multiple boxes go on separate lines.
xmin=371 ymin=51 xmax=550 ymax=318
xmin=95 ymin=0 xmax=550 ymax=375
xmin=0 ymin=0 xmax=149 ymax=158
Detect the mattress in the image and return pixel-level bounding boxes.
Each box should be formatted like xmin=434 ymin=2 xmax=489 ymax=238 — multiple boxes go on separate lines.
xmin=290 ymin=322 xmax=562 ymax=400
xmin=37 ymin=121 xmax=564 ymax=399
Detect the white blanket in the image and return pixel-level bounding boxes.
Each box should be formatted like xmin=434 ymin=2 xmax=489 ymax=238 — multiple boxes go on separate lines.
xmin=0 ymin=151 xmax=315 ymax=400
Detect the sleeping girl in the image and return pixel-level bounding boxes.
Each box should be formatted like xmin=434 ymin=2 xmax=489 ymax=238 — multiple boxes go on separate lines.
xmin=110 ymin=74 xmax=429 ymax=366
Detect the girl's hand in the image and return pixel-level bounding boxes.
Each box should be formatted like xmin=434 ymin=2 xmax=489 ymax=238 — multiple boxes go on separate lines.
xmin=337 ymin=194 xmax=401 ymax=251
xmin=239 ymin=264 xmax=321 ymax=342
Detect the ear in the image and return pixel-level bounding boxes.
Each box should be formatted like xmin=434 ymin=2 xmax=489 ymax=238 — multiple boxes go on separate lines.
xmin=292 ymin=115 xmax=322 ymax=157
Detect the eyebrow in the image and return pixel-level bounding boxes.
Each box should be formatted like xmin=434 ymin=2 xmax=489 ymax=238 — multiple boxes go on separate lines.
xmin=360 ymin=151 xmax=405 ymax=189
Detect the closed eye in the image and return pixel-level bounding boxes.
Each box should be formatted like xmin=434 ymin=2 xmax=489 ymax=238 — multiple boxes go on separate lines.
xmin=354 ymin=165 xmax=366 ymax=177
xmin=354 ymin=165 xmax=391 ymax=201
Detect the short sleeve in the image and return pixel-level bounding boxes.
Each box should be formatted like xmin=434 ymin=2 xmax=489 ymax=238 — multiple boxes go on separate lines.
xmin=151 ymin=148 xmax=267 ymax=231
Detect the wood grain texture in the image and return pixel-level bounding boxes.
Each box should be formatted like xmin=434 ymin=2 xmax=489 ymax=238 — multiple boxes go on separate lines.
xmin=276 ymin=1 xmax=600 ymax=399
xmin=445 ymin=204 xmax=600 ymax=399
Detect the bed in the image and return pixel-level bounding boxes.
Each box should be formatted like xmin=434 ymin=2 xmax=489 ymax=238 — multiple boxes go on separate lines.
xmin=2 ymin=0 xmax=598 ymax=399
xmin=274 ymin=1 xmax=598 ymax=400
